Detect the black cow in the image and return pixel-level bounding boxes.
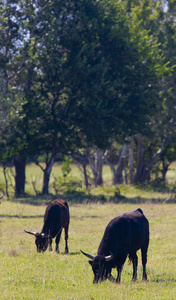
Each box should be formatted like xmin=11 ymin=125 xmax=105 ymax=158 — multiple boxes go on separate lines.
xmin=81 ymin=208 xmax=149 ymax=283
xmin=24 ymin=199 xmax=70 ymax=253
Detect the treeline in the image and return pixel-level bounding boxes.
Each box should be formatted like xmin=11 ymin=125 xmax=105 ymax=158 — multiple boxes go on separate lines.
xmin=0 ymin=0 xmax=175 ymax=197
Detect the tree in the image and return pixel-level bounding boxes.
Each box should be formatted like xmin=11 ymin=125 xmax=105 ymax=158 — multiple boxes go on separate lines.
xmin=126 ymin=0 xmax=176 ymax=183
xmin=0 ymin=0 xmax=47 ymax=196
xmin=89 ymin=148 xmax=106 ymax=186
xmin=0 ymin=0 xmax=27 ymax=196
xmin=71 ymin=148 xmax=90 ymax=189
xmin=68 ymin=0 xmax=170 ymax=138
xmin=0 ymin=0 xmax=172 ymax=195
xmin=26 ymin=0 xmax=82 ymax=194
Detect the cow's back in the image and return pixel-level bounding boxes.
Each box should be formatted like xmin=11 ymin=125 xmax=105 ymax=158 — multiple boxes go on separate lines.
xmin=98 ymin=209 xmax=149 ymax=256
xmin=125 ymin=210 xmax=149 ymax=251
xmin=42 ymin=199 xmax=69 ymax=237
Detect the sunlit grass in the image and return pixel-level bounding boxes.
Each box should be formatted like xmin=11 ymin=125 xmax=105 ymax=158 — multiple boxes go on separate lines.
xmin=0 ymin=162 xmax=176 ymax=298
xmin=1 ymin=201 xmax=176 ymax=299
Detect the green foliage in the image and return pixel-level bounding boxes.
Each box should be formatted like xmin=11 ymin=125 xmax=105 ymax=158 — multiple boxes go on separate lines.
xmin=61 ymin=156 xmax=72 ymax=180
xmin=128 ymin=0 xmax=176 ymax=171
xmin=0 ymin=0 xmax=175 ymax=194
xmin=65 ymin=0 xmax=170 ymax=142
xmin=51 ymin=160 xmax=83 ymax=195
xmin=53 ymin=174 xmax=82 ymax=195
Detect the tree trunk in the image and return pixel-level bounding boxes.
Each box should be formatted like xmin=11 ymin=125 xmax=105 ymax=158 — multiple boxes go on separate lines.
xmin=71 ymin=150 xmax=89 ymax=189
xmin=161 ymin=165 xmax=168 ymax=181
xmin=82 ymin=163 xmax=89 ymax=189
xmin=161 ymin=156 xmax=170 ymax=181
xmin=113 ymin=142 xmax=129 ymax=185
xmin=128 ymin=137 xmax=134 ymax=184
xmin=89 ymin=149 xmax=104 ymax=186
xmin=42 ymin=155 xmax=56 ymax=195
xmin=134 ymin=134 xmax=145 ymax=184
xmin=14 ymin=153 xmax=26 ymax=197
xmin=36 ymin=146 xmax=57 ymax=195
xmin=2 ymin=163 xmax=9 ymax=199
xmin=134 ymin=135 xmax=165 ymax=183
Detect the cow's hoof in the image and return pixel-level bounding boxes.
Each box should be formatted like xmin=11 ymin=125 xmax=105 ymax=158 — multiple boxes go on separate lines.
xmin=131 ymin=278 xmax=137 ymax=283
xmin=108 ymin=275 xmax=116 ymax=283
xmin=142 ymin=277 xmax=148 ymax=282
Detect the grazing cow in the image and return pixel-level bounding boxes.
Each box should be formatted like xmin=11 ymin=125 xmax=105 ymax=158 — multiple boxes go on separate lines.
xmin=24 ymin=199 xmax=69 ymax=253
xmin=81 ymin=208 xmax=149 ymax=283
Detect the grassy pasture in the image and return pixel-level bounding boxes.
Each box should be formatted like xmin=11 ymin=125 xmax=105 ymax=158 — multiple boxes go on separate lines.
xmin=1 ymin=202 xmax=176 ymax=299
xmin=0 ymin=163 xmax=176 ymax=299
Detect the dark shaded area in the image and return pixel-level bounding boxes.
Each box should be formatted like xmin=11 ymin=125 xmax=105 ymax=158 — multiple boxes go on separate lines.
xmin=1 ymin=178 xmax=176 ymax=206
xmin=135 ymin=179 xmax=176 ymax=194
xmin=0 ymin=214 xmax=43 ymax=219
xmin=151 ymin=278 xmax=176 ymax=283
xmin=63 ymin=251 xmax=80 ymax=255
xmin=5 ymin=188 xmax=176 ymax=206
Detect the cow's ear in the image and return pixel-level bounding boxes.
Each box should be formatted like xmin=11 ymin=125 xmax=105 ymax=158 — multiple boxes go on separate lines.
xmin=89 ymin=260 xmax=93 ymax=266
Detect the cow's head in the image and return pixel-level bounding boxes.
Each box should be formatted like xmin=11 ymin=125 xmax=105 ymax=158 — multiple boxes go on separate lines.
xmin=81 ymin=250 xmax=113 ymax=283
xmin=24 ymin=230 xmax=50 ymax=252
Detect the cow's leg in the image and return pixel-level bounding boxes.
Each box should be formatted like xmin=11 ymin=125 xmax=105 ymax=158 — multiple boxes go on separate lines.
xmin=141 ymin=247 xmax=148 ymax=281
xmin=108 ymin=274 xmax=116 ymax=282
xmin=64 ymin=224 xmax=69 ymax=254
xmin=116 ymin=265 xmax=123 ymax=283
xmin=55 ymin=229 xmax=62 ymax=253
xmin=49 ymin=237 xmax=52 ymax=251
xmin=116 ymin=254 xmax=127 ymax=283
xmin=130 ymin=252 xmax=138 ymax=282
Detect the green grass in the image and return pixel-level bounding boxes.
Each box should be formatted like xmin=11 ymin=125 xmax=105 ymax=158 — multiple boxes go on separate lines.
xmin=0 ymin=163 xmax=176 ymax=299
xmin=1 ymin=201 xmax=176 ymax=299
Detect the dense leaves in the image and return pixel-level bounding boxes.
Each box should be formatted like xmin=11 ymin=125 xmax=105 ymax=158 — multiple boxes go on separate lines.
xmin=0 ymin=0 xmax=175 ymax=195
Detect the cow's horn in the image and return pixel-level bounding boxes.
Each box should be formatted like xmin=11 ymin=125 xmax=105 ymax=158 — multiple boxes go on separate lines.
xmin=105 ymin=253 xmax=114 ymax=262
xmin=41 ymin=233 xmax=47 ymax=238
xmin=24 ymin=230 xmax=37 ymax=236
xmin=80 ymin=250 xmax=95 ymax=260
xmin=0 ymin=192 xmax=4 ymax=199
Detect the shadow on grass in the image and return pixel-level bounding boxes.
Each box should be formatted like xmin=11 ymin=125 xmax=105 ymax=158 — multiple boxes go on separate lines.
xmin=61 ymin=251 xmax=80 ymax=255
xmin=4 ymin=189 xmax=176 ymax=206
xmin=150 ymin=277 xmax=176 ymax=283
xmin=0 ymin=213 xmax=101 ymax=219
xmin=0 ymin=214 xmax=43 ymax=218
